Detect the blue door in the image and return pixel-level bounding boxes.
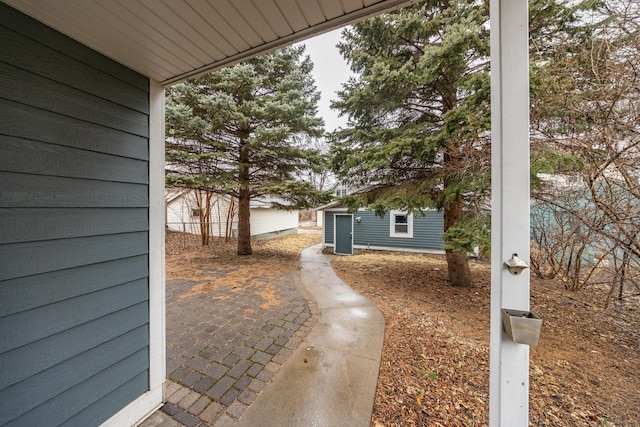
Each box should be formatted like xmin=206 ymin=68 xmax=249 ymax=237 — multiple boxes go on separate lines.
xmin=335 ymin=215 xmax=353 ymax=255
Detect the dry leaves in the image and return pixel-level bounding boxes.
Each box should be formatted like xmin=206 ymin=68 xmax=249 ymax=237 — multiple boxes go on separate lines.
xmin=332 ymin=251 xmax=640 ymax=427
xmin=166 ymin=234 xmax=639 ymax=426
xmin=166 ymin=230 xmax=321 ymax=279
xmin=166 ymin=230 xmax=322 ymax=307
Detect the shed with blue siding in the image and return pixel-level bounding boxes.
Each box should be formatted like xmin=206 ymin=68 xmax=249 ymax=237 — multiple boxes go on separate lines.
xmin=319 ymin=202 xmax=445 ymax=255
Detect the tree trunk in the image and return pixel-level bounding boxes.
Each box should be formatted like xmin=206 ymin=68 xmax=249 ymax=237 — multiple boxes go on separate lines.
xmin=237 ymin=139 xmax=252 ymax=255
xmin=194 ymin=189 xmax=211 ymax=246
xmin=618 ymin=249 xmax=628 ymax=301
xmin=225 ymin=196 xmax=236 ymax=242
xmin=237 ymin=188 xmax=252 ymax=255
xmin=444 ymin=195 xmax=474 ymax=287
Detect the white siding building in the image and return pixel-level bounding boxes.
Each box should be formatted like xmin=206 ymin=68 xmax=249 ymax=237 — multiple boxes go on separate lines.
xmin=166 ymin=189 xmax=299 ymax=240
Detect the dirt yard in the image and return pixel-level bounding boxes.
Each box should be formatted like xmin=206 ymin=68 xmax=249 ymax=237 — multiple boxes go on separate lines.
xmin=166 ymin=231 xmax=640 ymax=426
xmin=332 ymin=251 xmax=640 ymax=427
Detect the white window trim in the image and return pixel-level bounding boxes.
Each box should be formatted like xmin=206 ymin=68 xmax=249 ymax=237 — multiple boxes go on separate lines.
xmin=389 ymin=210 xmax=413 ymax=238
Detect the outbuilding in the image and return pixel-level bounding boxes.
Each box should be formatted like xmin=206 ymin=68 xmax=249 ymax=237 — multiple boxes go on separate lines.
xmin=319 ymin=202 xmax=445 ymax=255
xmin=166 ymin=189 xmax=299 ymax=240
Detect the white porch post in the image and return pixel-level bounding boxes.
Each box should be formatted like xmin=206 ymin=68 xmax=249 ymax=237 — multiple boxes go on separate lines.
xmin=489 ymin=0 xmax=531 ymax=426
xmin=148 ymin=80 xmax=167 ymax=404
xmin=102 ymin=81 xmax=166 ymax=426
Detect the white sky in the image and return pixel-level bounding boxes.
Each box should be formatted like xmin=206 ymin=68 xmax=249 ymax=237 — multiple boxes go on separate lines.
xmin=296 ymin=28 xmax=355 ymax=132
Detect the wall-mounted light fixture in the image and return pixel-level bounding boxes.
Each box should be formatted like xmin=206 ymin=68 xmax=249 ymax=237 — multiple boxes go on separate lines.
xmin=355 ymin=217 xmax=361 ymax=223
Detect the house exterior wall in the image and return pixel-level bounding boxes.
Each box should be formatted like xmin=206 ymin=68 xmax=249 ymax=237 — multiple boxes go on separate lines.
xmin=166 ymin=191 xmax=236 ymax=237
xmin=166 ymin=190 xmax=299 ymax=239
xmin=250 ymin=208 xmax=299 ymax=239
xmin=0 ymin=4 xmax=153 ymax=425
xmin=323 ymin=209 xmax=445 ymax=253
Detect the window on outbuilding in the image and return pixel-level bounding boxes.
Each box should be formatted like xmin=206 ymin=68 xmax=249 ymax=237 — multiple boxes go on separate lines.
xmin=390 ymin=211 xmax=413 ymax=238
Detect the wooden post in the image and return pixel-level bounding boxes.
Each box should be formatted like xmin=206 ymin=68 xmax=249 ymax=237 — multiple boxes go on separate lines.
xmin=489 ymin=0 xmax=531 ymax=425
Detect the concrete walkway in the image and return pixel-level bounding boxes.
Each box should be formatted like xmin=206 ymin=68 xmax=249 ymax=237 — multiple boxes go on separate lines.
xmin=142 ymin=243 xmax=385 ymax=426
xmin=237 ymin=244 xmax=385 ymax=427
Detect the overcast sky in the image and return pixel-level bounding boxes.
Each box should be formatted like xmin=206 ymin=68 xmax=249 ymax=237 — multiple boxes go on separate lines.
xmin=296 ymin=28 xmax=354 ymax=132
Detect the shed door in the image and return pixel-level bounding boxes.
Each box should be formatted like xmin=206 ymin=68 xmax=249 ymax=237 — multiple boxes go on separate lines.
xmin=334 ymin=215 xmax=353 ymax=255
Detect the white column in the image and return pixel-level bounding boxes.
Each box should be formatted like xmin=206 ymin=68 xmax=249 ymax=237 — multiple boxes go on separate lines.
xmin=489 ymin=0 xmax=531 ymax=426
xmin=102 ymin=81 xmax=166 ymax=426
xmin=148 ymin=79 xmax=167 ymax=401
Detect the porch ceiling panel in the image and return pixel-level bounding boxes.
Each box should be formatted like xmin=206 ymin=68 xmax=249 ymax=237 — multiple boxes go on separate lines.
xmin=3 ymin=0 xmax=414 ymax=86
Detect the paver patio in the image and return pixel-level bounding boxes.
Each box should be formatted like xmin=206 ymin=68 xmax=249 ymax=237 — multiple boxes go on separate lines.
xmin=161 ymin=264 xmax=318 ymax=426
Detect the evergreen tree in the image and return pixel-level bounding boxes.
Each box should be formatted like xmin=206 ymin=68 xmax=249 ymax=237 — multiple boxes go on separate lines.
xmin=166 ymin=46 xmax=328 ymax=255
xmin=329 ymin=0 xmax=491 ymax=287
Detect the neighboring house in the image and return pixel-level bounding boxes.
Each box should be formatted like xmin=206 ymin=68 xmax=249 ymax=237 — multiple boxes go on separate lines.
xmin=165 ymin=189 xmax=299 ymax=240
xmin=316 ymin=181 xmax=354 ymax=227
xmin=319 ymin=202 xmax=445 ymax=255
xmin=246 ymin=198 xmax=300 ymax=240
xmin=531 ymin=172 xmax=639 ymax=268
xmin=333 ymin=182 xmax=351 ymax=198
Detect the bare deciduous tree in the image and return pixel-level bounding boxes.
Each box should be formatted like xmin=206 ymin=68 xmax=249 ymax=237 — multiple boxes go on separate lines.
xmin=530 ymin=0 xmax=640 ymax=303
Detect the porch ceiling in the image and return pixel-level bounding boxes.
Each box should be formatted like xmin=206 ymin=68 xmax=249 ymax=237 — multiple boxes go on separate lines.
xmin=3 ymin=0 xmax=413 ymax=86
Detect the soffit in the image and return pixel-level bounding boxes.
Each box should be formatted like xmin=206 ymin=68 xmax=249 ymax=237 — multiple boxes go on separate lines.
xmin=3 ymin=0 xmax=414 ymax=86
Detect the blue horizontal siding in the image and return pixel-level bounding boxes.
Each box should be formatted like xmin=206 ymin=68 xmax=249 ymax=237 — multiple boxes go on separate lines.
xmin=0 ymin=208 xmax=149 ymax=245
xmin=0 ymin=61 xmax=148 ymax=137
xmin=0 ymin=3 xmax=150 ymax=425
xmin=0 ymin=136 xmax=149 ymax=184
xmin=4 ymin=349 xmax=150 ymax=427
xmin=323 ymin=209 xmax=444 ymax=251
xmin=0 ymin=232 xmax=149 ymax=282
xmin=0 ymin=325 xmax=148 ymax=423
xmin=324 ymin=211 xmax=336 ymax=244
xmin=0 ymin=278 xmax=148 ymax=353
xmin=0 ymin=100 xmax=149 ymax=160
xmin=0 ymin=172 xmax=148 ymax=209
xmin=0 ymin=302 xmax=149 ymax=391
xmin=0 ymin=256 xmax=148 ymax=317
xmin=0 ymin=24 xmax=149 ymax=114
xmin=64 ymin=370 xmax=150 ymax=427
xmin=0 ymin=4 xmax=148 ymax=92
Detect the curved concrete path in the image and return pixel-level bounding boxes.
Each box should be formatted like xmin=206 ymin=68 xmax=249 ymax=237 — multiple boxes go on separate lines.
xmin=238 ymin=244 xmax=386 ymax=427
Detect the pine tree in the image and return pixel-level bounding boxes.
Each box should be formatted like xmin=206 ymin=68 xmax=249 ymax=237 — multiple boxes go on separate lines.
xmin=166 ymin=46 xmax=328 ymax=255
xmin=329 ymin=0 xmax=491 ymax=287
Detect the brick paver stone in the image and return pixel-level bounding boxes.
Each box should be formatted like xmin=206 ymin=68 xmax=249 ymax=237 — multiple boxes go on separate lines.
xmin=163 ymin=262 xmax=319 ymax=425
xmin=237 ymin=389 xmax=256 ymax=406
xmin=188 ymin=395 xmax=211 ymax=416
xmin=210 ymin=376 xmax=235 ymax=397
xmin=177 ymin=390 xmax=201 ymax=410
xmin=166 ymin=385 xmax=190 ymax=405
xmin=226 ymin=401 xmax=249 ymax=419
xmin=198 ymin=402 xmax=224 ymax=423
xmin=219 ymin=387 xmax=240 ymax=406
xmin=164 ymin=381 xmax=182 ymax=400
